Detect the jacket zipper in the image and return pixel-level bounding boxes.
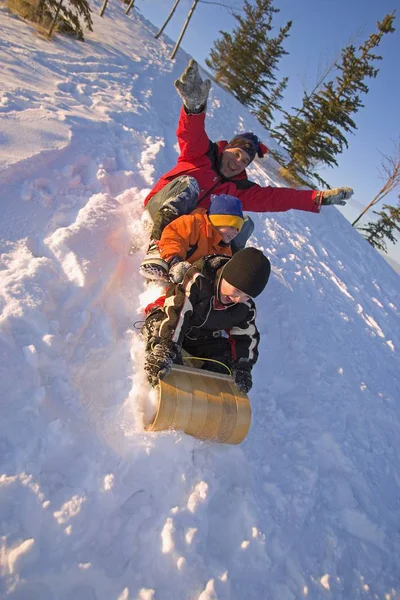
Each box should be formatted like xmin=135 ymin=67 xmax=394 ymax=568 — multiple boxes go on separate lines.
xmin=186 ymin=296 xmax=222 ymax=339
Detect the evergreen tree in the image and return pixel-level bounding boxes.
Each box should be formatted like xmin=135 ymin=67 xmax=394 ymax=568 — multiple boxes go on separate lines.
xmin=255 ymin=76 xmax=288 ymax=130
xmin=36 ymin=0 xmax=93 ymax=40
xmin=273 ymin=13 xmax=395 ymax=182
xmin=359 ymin=202 xmax=400 ymax=253
xmin=206 ymin=0 xmax=291 ymax=122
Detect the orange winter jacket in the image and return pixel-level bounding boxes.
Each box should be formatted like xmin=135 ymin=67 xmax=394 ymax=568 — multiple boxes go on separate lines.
xmin=158 ymin=211 xmax=232 ymax=264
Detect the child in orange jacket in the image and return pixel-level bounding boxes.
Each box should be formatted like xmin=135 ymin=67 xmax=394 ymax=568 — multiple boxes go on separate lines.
xmin=158 ymin=194 xmax=245 ymax=283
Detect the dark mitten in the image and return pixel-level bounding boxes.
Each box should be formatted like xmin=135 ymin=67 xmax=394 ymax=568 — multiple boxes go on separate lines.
xmin=232 ymin=359 xmax=253 ymax=394
xmin=144 ymin=341 xmax=178 ymax=387
xmin=141 ymin=310 xmax=163 ymax=352
xmin=174 ymin=59 xmax=211 ymax=114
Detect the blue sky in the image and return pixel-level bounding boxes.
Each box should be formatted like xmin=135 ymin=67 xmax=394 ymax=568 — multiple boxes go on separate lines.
xmin=137 ymin=0 xmax=400 ymax=263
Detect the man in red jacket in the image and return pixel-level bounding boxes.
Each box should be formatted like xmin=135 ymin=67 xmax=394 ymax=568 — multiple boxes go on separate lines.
xmin=139 ymin=59 xmax=353 ymax=280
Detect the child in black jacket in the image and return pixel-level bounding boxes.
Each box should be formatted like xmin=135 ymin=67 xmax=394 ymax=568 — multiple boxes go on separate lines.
xmin=142 ymin=247 xmax=271 ymax=394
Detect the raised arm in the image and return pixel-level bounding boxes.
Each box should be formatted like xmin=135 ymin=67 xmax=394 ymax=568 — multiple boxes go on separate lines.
xmin=174 ymin=60 xmax=212 ymax=161
xmin=176 ymin=107 xmax=211 ymax=161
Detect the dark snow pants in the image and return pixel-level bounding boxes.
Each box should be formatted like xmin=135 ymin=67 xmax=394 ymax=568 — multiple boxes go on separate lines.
xmin=145 ymin=176 xmax=200 ymax=240
xmin=144 ymin=175 xmax=255 ymax=249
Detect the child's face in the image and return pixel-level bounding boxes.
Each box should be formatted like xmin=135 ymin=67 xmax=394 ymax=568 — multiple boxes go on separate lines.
xmin=220 ymin=279 xmax=250 ymax=304
xmin=216 ymin=226 xmax=239 ymax=244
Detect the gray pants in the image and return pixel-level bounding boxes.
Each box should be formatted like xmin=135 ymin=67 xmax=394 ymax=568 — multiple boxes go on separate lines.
xmin=145 ymin=176 xmax=200 ymax=240
xmin=145 ymin=175 xmax=255 ymax=249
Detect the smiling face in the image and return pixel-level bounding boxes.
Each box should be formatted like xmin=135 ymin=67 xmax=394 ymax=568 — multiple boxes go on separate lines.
xmin=215 ymin=225 xmax=239 ymax=244
xmin=219 ymin=278 xmax=250 ymax=305
xmin=220 ymin=147 xmax=251 ymax=178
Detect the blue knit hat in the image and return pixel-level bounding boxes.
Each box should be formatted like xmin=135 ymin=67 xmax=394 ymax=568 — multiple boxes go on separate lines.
xmin=208 ymin=194 xmax=244 ymax=231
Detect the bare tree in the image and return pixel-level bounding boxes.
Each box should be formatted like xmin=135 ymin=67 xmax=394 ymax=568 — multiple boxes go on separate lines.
xmin=352 ymin=141 xmax=400 ymax=227
xmin=155 ymin=0 xmax=182 ymax=39
xmin=125 ymin=0 xmax=136 ymax=15
xmin=170 ymin=0 xmax=199 ymax=59
xmin=99 ymin=0 xmax=108 ymax=17
xmin=155 ymin=0 xmax=239 ymax=55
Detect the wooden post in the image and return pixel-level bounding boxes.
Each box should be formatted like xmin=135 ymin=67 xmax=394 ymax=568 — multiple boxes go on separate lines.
xmin=170 ymin=0 xmax=199 ymax=60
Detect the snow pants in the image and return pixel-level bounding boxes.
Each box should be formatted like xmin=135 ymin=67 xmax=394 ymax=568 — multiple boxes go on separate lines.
xmin=145 ymin=176 xmax=200 ymax=240
xmin=144 ymin=175 xmax=254 ymax=249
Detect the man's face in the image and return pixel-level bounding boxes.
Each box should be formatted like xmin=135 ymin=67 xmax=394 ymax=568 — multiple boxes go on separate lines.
xmin=220 ymin=147 xmax=251 ymax=178
xmin=215 ymin=226 xmax=239 ymax=244
xmin=220 ymin=279 xmax=250 ymax=305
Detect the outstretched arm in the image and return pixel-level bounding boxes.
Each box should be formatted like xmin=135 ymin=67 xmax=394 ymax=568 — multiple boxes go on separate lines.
xmin=238 ymin=185 xmax=353 ymax=214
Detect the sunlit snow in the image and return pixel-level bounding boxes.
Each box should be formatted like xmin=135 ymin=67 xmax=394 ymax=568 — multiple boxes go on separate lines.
xmin=1 ymin=2 xmax=400 ymax=599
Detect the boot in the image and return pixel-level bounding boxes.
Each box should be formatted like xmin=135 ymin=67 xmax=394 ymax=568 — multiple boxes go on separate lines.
xmin=139 ymin=240 xmax=169 ymax=281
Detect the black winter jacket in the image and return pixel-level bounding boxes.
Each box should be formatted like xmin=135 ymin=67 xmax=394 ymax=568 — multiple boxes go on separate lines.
xmin=154 ymin=255 xmax=260 ymax=364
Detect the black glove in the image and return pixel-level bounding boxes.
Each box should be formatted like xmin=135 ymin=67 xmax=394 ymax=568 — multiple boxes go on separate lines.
xmin=232 ymin=359 xmax=253 ymax=394
xmin=141 ymin=310 xmax=163 ymax=352
xmin=144 ymin=341 xmax=177 ymax=387
xmin=320 ymin=187 xmax=353 ymax=206
xmin=174 ymin=59 xmax=211 ymax=114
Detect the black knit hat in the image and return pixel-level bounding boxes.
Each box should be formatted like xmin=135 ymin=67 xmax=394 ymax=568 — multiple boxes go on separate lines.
xmin=221 ymin=248 xmax=271 ymax=298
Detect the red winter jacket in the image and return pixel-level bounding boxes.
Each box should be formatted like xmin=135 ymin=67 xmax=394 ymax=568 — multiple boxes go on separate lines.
xmin=144 ymin=107 xmax=322 ymax=214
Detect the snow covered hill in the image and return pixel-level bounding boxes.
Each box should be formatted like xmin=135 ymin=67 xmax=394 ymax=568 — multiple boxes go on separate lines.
xmin=1 ymin=3 xmax=400 ymax=599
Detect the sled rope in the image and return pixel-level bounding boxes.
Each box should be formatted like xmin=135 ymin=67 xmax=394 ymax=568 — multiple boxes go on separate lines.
xmin=148 ymin=341 xmax=232 ymax=375
xmin=181 ymin=355 xmax=232 ymax=376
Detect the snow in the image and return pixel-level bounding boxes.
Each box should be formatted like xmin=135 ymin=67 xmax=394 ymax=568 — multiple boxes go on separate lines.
xmin=1 ymin=2 xmax=400 ymax=599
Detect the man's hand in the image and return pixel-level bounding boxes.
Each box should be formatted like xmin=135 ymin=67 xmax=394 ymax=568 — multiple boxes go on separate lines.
xmin=232 ymin=359 xmax=253 ymax=394
xmin=320 ymin=187 xmax=353 ymax=206
xmin=144 ymin=341 xmax=177 ymax=387
xmin=174 ymin=59 xmax=211 ymax=114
